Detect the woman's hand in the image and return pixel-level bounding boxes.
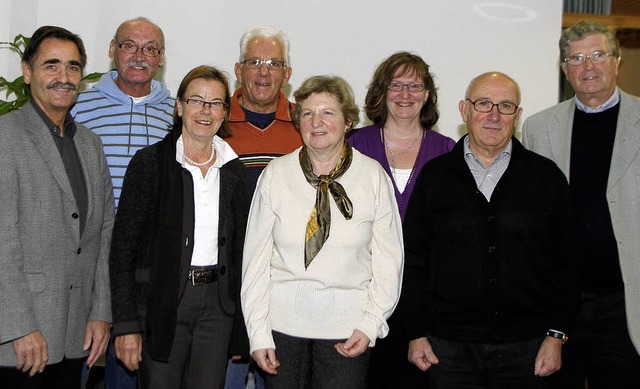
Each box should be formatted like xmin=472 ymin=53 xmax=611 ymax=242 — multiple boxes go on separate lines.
xmin=252 ymin=348 xmax=280 ymax=375
xmin=335 ymin=329 xmax=370 ymax=358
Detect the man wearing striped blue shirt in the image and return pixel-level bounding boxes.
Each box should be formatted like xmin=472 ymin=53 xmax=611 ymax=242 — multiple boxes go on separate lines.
xmin=71 ymin=17 xmax=174 ymax=389
xmin=73 ymin=16 xmax=174 ymax=208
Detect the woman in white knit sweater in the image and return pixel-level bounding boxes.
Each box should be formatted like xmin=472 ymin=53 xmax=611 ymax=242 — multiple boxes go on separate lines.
xmin=241 ymin=75 xmax=404 ymax=388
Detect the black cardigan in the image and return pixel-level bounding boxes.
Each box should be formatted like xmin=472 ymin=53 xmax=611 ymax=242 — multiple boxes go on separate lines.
xmin=109 ymin=128 xmax=249 ymax=361
xmin=401 ymin=137 xmax=579 ymax=344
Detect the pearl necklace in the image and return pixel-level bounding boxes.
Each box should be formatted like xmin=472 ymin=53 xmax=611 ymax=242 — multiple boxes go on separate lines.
xmin=185 ymin=139 xmax=216 ymax=167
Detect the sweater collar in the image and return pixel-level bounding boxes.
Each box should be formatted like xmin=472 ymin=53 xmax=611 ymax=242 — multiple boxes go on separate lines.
xmin=228 ymin=87 xmax=294 ymax=122
xmin=94 ymin=70 xmax=172 ymax=105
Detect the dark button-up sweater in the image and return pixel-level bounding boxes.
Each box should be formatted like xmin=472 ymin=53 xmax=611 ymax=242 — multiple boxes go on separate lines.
xmin=401 ymin=137 xmax=579 ymax=343
xmin=109 ymin=127 xmax=249 ymax=360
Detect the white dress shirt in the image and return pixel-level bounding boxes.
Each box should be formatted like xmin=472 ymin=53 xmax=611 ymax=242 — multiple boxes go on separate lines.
xmin=176 ymin=135 xmax=238 ymax=266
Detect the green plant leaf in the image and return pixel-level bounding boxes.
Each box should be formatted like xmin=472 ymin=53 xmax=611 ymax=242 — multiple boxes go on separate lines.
xmin=0 ymin=101 xmax=15 ymax=115
xmin=82 ymin=72 xmax=104 ymax=83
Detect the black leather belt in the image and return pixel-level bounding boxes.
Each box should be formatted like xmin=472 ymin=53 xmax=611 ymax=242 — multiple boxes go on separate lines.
xmin=188 ymin=267 xmax=218 ymax=285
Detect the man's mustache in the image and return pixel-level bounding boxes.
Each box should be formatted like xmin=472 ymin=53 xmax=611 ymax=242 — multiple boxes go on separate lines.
xmin=46 ymin=82 xmax=77 ymax=91
xmin=127 ymin=60 xmax=150 ymax=69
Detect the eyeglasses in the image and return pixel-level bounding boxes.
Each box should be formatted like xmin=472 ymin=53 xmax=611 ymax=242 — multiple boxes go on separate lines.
xmin=240 ymin=59 xmax=286 ymax=70
xmin=388 ymin=82 xmax=425 ymax=92
xmin=466 ymin=99 xmax=518 ymax=115
xmin=563 ymin=50 xmax=614 ymax=66
xmin=114 ymin=38 xmax=163 ymax=57
xmin=182 ymin=98 xmax=227 ymax=111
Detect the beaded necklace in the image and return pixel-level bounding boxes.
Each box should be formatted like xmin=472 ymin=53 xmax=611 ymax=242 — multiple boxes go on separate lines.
xmin=185 ymin=138 xmax=216 ymax=167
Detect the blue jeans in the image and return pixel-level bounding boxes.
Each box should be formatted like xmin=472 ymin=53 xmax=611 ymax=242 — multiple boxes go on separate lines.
xmin=105 ymin=337 xmax=137 ymax=389
xmin=225 ymin=359 xmax=265 ymax=389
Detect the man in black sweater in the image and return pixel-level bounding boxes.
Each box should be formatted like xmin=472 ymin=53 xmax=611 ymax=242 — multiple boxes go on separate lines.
xmin=402 ymin=72 xmax=579 ymax=389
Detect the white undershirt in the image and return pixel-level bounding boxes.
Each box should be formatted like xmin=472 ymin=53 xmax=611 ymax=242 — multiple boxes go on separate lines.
xmin=391 ymin=168 xmax=412 ymax=193
xmin=130 ymin=95 xmax=149 ymax=104
xmin=175 ymin=135 xmax=238 ymax=266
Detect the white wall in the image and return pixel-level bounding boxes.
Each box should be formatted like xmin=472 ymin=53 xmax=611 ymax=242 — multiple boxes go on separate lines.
xmin=0 ymin=0 xmax=563 ymax=139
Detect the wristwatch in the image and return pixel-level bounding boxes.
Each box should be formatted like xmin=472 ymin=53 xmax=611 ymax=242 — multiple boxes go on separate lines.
xmin=547 ymin=329 xmax=568 ymax=344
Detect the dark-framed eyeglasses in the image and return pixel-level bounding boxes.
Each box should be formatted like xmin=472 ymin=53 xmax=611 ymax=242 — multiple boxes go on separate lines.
xmin=387 ymin=82 xmax=425 ymax=92
xmin=563 ymin=50 xmax=614 ymax=66
xmin=240 ymin=59 xmax=286 ymax=70
xmin=182 ymin=98 xmax=227 ymax=111
xmin=114 ymin=38 xmax=163 ymax=57
xmin=466 ymin=99 xmax=518 ymax=115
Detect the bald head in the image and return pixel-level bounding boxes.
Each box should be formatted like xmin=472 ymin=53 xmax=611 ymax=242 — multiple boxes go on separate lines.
xmin=465 ymin=72 xmax=521 ymax=104
xmin=116 ymin=17 xmax=164 ymax=47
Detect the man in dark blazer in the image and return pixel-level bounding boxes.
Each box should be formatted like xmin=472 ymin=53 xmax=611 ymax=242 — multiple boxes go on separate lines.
xmin=523 ymin=20 xmax=640 ymax=389
xmin=0 ymin=26 xmax=115 ymax=389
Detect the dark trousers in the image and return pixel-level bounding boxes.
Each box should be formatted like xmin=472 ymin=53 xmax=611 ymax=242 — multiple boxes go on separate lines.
xmin=547 ymin=291 xmax=640 ymax=389
xmin=265 ymin=331 xmax=370 ymax=389
xmin=367 ymin=313 xmax=429 ymax=388
xmin=428 ymin=335 xmax=545 ymax=389
xmin=139 ymin=281 xmax=233 ymax=389
xmin=0 ymin=356 xmax=85 ymax=389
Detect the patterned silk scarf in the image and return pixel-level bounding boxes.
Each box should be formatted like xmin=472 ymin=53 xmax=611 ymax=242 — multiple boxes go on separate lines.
xmin=299 ymin=141 xmax=353 ymax=269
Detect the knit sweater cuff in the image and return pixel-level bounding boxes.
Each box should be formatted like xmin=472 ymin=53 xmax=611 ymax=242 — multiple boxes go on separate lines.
xmin=356 ymin=312 xmax=388 ymax=347
xmin=249 ymin=330 xmax=276 ymax=355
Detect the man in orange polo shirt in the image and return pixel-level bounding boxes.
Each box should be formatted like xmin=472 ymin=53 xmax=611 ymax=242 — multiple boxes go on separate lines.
xmin=224 ymin=25 xmax=302 ymax=389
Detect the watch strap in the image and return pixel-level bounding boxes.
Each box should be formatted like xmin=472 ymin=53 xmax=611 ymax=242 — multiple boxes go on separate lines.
xmin=547 ymin=329 xmax=568 ymax=344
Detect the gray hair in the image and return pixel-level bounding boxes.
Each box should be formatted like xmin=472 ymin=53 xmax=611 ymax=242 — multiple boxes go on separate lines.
xmin=559 ymin=20 xmax=620 ymax=61
xmin=238 ymin=26 xmax=290 ymax=66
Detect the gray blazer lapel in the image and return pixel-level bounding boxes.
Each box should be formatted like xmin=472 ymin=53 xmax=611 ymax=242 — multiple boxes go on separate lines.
xmin=22 ymin=104 xmax=76 ymax=203
xmin=549 ymin=99 xmax=575 ymax=180
xmin=74 ymin=129 xmax=96 ymax=228
xmin=608 ymin=92 xmax=640 ymax=192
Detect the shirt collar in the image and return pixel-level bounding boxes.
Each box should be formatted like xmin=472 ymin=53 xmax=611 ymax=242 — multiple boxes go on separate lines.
xmin=176 ymin=134 xmax=238 ymax=168
xmin=575 ymin=87 xmax=620 ymax=113
xmin=463 ymin=134 xmax=512 ymax=165
xmin=30 ymin=99 xmax=77 ymax=138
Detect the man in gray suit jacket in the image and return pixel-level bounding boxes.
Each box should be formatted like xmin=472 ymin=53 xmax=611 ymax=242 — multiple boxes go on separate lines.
xmin=0 ymin=26 xmax=115 ymax=389
xmin=523 ymin=20 xmax=640 ymax=389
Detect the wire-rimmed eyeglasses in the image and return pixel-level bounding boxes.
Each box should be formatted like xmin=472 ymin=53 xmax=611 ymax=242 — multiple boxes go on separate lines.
xmin=240 ymin=59 xmax=286 ymax=70
xmin=563 ymin=51 xmax=615 ymax=66
xmin=182 ymin=98 xmax=227 ymax=111
xmin=114 ymin=38 xmax=163 ymax=57
xmin=387 ymin=82 xmax=425 ymax=92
